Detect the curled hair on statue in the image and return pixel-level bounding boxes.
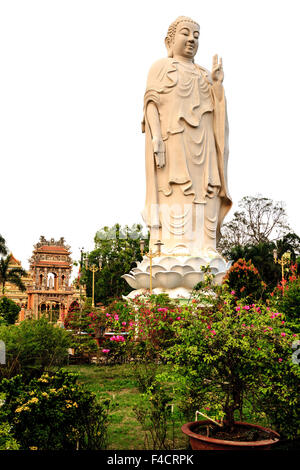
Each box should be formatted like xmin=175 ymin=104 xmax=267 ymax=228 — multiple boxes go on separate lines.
xmin=165 ymin=16 xmax=199 ymax=58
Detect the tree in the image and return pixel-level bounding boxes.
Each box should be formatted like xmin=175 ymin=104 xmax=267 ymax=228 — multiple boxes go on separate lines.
xmin=0 ymin=255 xmax=27 ymax=295
xmin=275 ymin=232 xmax=300 ymax=258
xmin=81 ymin=224 xmax=149 ymax=305
xmin=0 ymin=297 xmax=20 ymax=325
xmin=0 ymin=235 xmax=7 ymax=256
xmin=219 ymin=195 xmax=290 ymax=254
xmin=222 ymin=234 xmax=300 ymax=291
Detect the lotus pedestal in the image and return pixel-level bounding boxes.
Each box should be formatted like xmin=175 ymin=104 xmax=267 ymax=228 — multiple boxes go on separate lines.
xmin=122 ymin=254 xmax=232 ymax=299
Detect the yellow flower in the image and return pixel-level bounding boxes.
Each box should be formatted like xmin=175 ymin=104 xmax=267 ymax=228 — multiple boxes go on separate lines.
xmin=41 ymin=392 xmax=49 ymax=398
xmin=29 ymin=446 xmax=38 ymax=450
xmin=15 ymin=407 xmax=23 ymax=413
xmin=22 ymin=406 xmax=30 ymax=411
xmin=49 ymin=389 xmax=57 ymax=393
xmin=72 ymin=402 xmax=78 ymax=408
xmin=29 ymin=397 xmax=39 ymax=404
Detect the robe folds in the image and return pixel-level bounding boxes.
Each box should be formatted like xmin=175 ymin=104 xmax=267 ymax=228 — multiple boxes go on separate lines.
xmin=142 ymin=57 xmax=232 ymax=244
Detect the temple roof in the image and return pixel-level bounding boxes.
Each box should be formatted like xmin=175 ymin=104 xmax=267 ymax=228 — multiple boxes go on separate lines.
xmin=32 ymin=236 xmax=71 ymax=255
xmin=35 ymin=245 xmax=70 ymax=254
xmin=8 ymin=253 xmax=21 ymax=266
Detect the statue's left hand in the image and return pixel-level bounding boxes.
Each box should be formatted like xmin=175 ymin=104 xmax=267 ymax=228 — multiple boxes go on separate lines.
xmin=212 ymin=54 xmax=224 ymax=83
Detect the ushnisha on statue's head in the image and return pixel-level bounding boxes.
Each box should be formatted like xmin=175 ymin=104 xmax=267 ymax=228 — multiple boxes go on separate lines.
xmin=165 ymin=16 xmax=200 ymax=61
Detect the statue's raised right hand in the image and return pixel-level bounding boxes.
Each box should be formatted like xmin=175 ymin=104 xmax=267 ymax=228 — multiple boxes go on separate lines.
xmin=152 ymin=137 xmax=166 ymax=169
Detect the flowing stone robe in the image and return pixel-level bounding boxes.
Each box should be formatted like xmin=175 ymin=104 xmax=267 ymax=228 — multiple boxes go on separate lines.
xmin=142 ymin=57 xmax=232 ymax=255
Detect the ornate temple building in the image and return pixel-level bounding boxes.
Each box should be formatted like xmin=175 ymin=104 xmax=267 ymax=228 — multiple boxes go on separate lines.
xmin=3 ymin=237 xmax=84 ymax=322
xmin=3 ymin=254 xmax=33 ymax=309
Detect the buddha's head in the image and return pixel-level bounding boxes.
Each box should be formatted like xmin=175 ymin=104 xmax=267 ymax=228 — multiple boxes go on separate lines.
xmin=165 ymin=16 xmax=200 ymax=60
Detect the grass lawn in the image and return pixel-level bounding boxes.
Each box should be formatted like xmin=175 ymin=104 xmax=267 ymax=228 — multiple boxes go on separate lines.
xmin=64 ymin=363 xmax=189 ymax=450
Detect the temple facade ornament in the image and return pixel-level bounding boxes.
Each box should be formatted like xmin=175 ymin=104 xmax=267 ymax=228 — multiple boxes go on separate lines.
xmin=2 ymin=238 xmax=84 ymax=322
xmin=26 ymin=237 xmax=80 ymax=322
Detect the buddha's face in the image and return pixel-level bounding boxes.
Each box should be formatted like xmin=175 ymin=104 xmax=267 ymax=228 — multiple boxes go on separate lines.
xmin=172 ymin=21 xmax=199 ymax=60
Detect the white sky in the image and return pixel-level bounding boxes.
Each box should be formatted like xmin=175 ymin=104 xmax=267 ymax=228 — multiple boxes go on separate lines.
xmin=1 ymin=0 xmax=300 ymax=276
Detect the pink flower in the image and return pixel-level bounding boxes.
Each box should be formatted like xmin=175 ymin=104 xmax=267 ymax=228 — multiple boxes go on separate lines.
xmin=102 ymin=349 xmax=110 ymax=354
xmin=157 ymin=308 xmax=168 ymax=313
xmin=281 ymin=321 xmax=285 ymax=325
xmin=106 ymin=313 xmax=110 ymax=317
xmin=243 ymin=305 xmax=250 ymax=310
xmin=176 ymin=317 xmax=181 ymax=320
xmin=114 ymin=314 xmax=119 ymax=321
xmin=281 ymin=332 xmax=286 ymax=337
xmin=122 ymin=321 xmax=126 ymax=326
xmin=211 ymin=330 xmax=216 ymax=335
xmin=110 ymin=335 xmax=125 ymax=342
xmin=235 ymin=306 xmax=241 ymax=312
xmin=231 ymin=290 xmax=236 ymax=295
xmin=278 ymin=358 xmax=283 ymax=362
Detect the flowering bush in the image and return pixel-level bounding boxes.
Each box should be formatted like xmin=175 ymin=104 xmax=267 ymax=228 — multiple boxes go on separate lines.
xmin=64 ymin=299 xmax=135 ymax=362
xmin=160 ymin=287 xmax=300 ymax=439
xmin=100 ymin=335 xmax=128 ymax=363
xmin=64 ymin=303 xmax=100 ymax=356
xmin=223 ymin=258 xmax=266 ymax=301
xmin=104 ymin=299 xmax=132 ymax=324
xmin=0 ymin=369 xmax=110 ymax=450
xmin=96 ymin=294 xmax=188 ymax=363
xmin=125 ymin=294 xmax=189 ymax=361
xmin=270 ymin=264 xmax=300 ymax=327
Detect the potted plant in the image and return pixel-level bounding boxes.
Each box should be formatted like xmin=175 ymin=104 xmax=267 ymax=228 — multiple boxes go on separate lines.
xmin=162 ymin=283 xmax=299 ymax=450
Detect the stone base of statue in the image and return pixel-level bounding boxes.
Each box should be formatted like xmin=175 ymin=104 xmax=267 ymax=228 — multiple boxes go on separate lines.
xmin=122 ymin=253 xmax=232 ymax=300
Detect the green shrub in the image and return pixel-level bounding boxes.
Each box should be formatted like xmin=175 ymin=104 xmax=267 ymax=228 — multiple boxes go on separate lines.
xmin=135 ymin=383 xmax=176 ymax=450
xmin=0 ymin=422 xmax=19 ymax=450
xmin=0 ymin=369 xmax=110 ymax=450
xmin=0 ymin=297 xmax=20 ymax=325
xmin=0 ymin=318 xmax=71 ymax=380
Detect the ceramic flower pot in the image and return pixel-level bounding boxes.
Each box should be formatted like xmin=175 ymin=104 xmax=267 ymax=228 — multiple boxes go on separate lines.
xmin=181 ymin=420 xmax=280 ymax=450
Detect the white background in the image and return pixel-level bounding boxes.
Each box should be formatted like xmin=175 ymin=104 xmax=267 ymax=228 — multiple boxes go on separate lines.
xmin=1 ymin=0 xmax=300 ymax=275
